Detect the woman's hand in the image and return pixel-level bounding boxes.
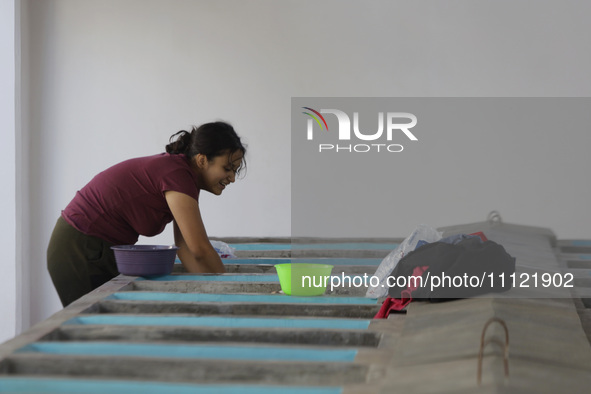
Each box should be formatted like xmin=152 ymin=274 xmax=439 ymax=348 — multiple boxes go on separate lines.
xmin=165 ymin=190 xmax=225 ymax=273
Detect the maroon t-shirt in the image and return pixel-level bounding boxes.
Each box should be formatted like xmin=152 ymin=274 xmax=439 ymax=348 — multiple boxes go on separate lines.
xmin=62 ymin=153 xmax=200 ymax=245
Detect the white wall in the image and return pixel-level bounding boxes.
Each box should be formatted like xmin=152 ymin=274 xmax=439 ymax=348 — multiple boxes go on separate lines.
xmin=0 ymin=0 xmax=18 ymax=342
xmin=15 ymin=0 xmax=591 ymax=330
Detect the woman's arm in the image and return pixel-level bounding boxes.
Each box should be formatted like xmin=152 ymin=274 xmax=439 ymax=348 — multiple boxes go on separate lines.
xmin=165 ymin=190 xmax=225 ymax=273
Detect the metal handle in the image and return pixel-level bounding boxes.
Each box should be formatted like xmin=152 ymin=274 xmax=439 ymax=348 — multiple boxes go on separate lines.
xmin=477 ymin=317 xmax=509 ymax=385
xmin=487 ymin=210 xmax=503 ymax=224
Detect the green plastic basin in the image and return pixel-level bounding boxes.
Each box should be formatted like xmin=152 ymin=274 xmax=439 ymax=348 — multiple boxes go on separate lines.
xmin=275 ymin=263 xmax=334 ymax=296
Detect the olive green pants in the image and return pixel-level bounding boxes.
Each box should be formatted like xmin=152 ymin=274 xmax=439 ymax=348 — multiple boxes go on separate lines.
xmin=47 ymin=216 xmax=119 ymax=307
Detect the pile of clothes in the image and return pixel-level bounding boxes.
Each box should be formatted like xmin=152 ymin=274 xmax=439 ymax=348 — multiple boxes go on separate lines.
xmin=373 ymin=230 xmax=516 ymax=318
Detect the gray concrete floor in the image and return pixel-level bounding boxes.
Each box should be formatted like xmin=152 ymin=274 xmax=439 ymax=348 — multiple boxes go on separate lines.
xmin=1 ymin=219 xmax=591 ymax=393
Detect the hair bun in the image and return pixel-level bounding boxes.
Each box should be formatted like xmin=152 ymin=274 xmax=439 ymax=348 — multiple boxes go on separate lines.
xmin=165 ymin=130 xmax=191 ymax=154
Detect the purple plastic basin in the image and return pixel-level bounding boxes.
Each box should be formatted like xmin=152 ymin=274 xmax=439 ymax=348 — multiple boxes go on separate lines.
xmin=111 ymin=245 xmax=179 ymax=277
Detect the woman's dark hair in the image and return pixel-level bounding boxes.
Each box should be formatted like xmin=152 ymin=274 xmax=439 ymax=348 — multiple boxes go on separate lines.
xmin=166 ymin=121 xmax=247 ymax=175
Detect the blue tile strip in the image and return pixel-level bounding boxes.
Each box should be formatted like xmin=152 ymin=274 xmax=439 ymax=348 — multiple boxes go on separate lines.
xmin=136 ymin=274 xmax=372 ymax=283
xmin=63 ymin=316 xmax=371 ymax=330
xmin=107 ymin=292 xmax=378 ymax=305
xmin=230 ymin=243 xmax=398 ymax=251
xmin=570 ymin=240 xmax=591 ymax=247
xmin=17 ymin=342 xmax=357 ymax=362
xmin=136 ymin=274 xmax=281 ymax=282
xmin=215 ymin=258 xmax=382 ymax=266
xmin=0 ymin=378 xmax=342 ymax=394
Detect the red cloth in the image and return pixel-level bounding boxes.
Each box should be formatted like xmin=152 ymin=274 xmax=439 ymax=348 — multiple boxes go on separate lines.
xmin=62 ymin=153 xmax=200 ymax=245
xmin=374 ymin=265 xmax=429 ymax=318
xmin=470 ymin=231 xmax=488 ymax=242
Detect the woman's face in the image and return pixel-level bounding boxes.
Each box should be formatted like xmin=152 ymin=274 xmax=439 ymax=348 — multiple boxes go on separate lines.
xmin=195 ymin=151 xmax=243 ymax=195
